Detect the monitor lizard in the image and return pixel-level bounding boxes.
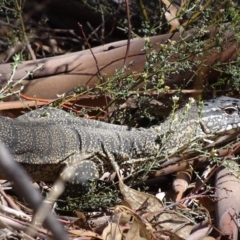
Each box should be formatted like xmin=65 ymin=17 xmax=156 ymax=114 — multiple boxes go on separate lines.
xmin=0 ymin=96 xmax=240 ymax=193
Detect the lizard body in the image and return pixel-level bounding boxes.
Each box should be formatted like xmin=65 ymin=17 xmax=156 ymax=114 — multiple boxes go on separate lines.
xmin=1 ymin=96 xmax=240 ymax=192
xmin=0 ymin=114 xmax=160 ymax=189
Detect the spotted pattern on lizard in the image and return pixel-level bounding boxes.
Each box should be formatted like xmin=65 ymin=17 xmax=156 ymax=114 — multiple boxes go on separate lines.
xmin=0 ymin=96 xmax=240 ymax=193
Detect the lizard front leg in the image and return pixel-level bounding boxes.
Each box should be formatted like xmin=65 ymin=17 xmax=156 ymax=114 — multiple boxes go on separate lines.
xmin=60 ymin=159 xmax=99 ymax=194
xmin=59 ymin=149 xmax=122 ymax=196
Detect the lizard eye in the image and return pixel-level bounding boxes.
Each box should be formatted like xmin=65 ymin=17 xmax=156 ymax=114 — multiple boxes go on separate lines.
xmin=224 ymin=107 xmax=237 ymax=115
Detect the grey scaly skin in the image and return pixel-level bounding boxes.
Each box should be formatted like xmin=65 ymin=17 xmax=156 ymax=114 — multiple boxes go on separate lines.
xmin=1 ymin=113 xmax=161 ymax=192
xmin=17 ymin=107 xmax=140 ymax=132
xmin=157 ymin=96 xmax=240 ymax=154
xmin=18 ymin=97 xmax=240 ymax=154
xmin=1 ymin=96 xmax=240 ymax=193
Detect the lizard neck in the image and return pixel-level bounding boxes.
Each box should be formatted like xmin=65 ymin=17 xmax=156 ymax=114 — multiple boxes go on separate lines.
xmin=150 ymin=104 xmax=204 ymax=155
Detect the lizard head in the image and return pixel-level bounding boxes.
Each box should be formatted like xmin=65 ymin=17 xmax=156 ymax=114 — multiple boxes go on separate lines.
xmin=199 ymin=96 xmax=240 ymax=135
xmin=153 ymin=96 xmax=240 ymax=155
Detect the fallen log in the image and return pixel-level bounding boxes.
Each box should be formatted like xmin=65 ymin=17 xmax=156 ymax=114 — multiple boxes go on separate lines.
xmin=0 ymin=23 xmax=237 ymax=100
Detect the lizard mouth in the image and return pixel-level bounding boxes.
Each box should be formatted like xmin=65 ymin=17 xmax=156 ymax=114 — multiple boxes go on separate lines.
xmin=200 ymin=120 xmax=240 ymax=135
xmin=199 ymin=120 xmax=211 ymax=134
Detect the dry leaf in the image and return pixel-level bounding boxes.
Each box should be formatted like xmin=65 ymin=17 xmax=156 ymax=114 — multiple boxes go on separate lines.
xmin=102 ymin=222 xmax=123 ymax=240
xmin=161 ymin=0 xmax=180 ymax=28
xmin=118 ymin=176 xmax=164 ymax=211
xmin=118 ymin=181 xmax=193 ymax=238
xmin=68 ymin=229 xmax=102 ymax=239
xmin=73 ymin=211 xmax=87 ymax=228
xmin=125 ymin=221 xmax=150 ymax=240
xmin=114 ymin=205 xmax=154 ymax=240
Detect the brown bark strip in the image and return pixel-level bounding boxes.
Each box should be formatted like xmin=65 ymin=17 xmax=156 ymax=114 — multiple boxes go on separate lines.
xmin=0 ymin=23 xmax=237 ymax=101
